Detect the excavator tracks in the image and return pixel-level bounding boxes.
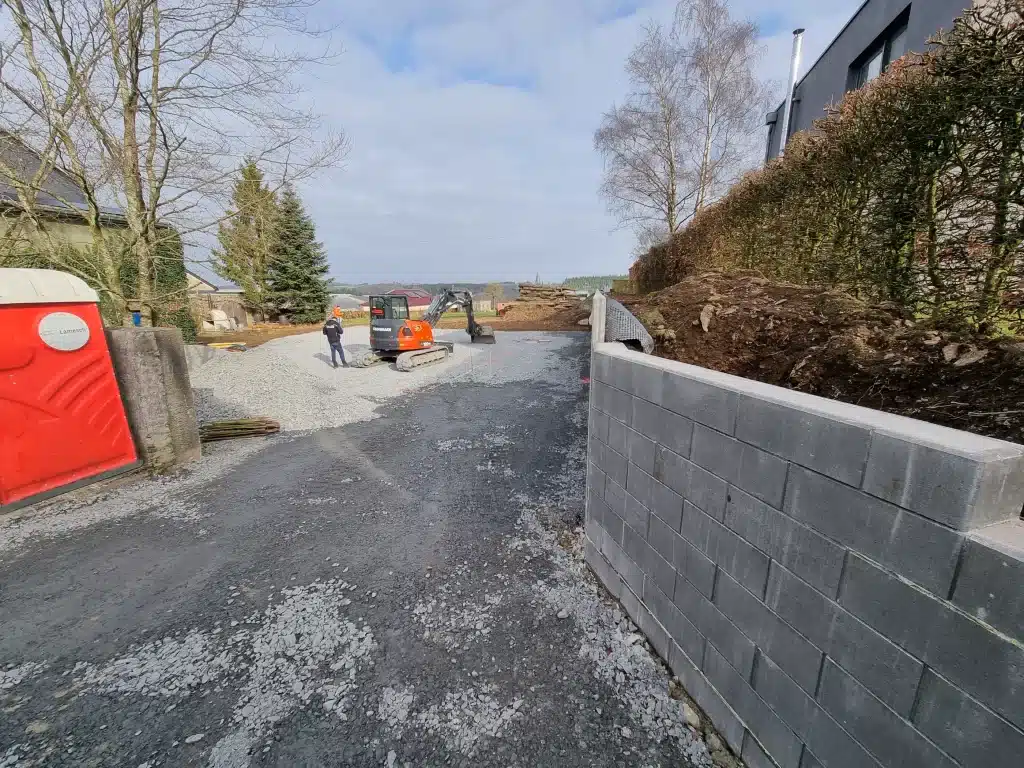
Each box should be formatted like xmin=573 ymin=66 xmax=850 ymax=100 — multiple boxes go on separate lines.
xmin=396 ymin=345 xmax=452 ymax=372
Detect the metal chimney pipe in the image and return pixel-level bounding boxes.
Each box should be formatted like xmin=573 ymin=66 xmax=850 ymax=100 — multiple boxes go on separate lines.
xmin=778 ymin=28 xmax=805 ymax=159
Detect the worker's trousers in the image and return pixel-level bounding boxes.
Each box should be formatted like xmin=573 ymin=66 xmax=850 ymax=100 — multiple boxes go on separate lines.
xmin=329 ymin=341 xmax=347 ymax=366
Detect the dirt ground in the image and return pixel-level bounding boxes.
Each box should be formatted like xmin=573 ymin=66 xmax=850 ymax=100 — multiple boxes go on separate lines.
xmin=196 ymin=323 xmax=326 ymax=347
xmin=619 ymin=271 xmax=1024 ymax=444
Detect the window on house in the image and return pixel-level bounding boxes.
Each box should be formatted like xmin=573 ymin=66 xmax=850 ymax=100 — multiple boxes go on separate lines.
xmin=849 ymin=9 xmax=910 ymax=90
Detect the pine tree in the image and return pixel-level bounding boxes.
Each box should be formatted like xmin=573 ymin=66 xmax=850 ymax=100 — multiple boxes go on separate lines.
xmin=212 ymin=160 xmax=278 ymax=319
xmin=266 ymin=184 xmax=330 ymax=323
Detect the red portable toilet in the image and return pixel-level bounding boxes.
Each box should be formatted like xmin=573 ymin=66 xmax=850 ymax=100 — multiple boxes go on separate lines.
xmin=0 ymin=268 xmax=139 ymax=509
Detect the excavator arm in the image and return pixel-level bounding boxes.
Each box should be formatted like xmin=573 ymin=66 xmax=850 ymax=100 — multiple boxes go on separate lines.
xmin=422 ymin=289 xmax=495 ymax=344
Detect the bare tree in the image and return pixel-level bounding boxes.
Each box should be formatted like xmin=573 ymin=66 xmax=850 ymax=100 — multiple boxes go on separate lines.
xmin=0 ymin=0 xmax=347 ymax=324
xmin=595 ymin=0 xmax=770 ymax=248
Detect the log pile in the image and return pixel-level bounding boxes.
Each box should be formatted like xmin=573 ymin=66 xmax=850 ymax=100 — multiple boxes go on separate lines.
xmin=199 ymin=417 xmax=280 ymax=442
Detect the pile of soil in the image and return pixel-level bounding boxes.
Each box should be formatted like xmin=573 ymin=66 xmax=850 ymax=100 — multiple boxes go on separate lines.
xmin=619 ymin=271 xmax=1024 ymax=443
xmin=495 ymin=285 xmax=591 ymax=331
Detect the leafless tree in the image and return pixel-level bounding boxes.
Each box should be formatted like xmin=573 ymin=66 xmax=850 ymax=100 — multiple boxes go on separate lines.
xmin=0 ymin=0 xmax=347 ymax=324
xmin=595 ymin=0 xmax=770 ymax=249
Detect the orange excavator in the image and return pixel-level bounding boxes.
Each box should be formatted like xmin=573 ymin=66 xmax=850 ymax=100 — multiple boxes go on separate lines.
xmin=353 ymin=289 xmax=495 ymax=371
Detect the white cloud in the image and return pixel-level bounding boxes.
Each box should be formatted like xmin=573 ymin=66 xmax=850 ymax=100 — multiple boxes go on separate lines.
xmin=281 ymin=0 xmax=862 ymax=283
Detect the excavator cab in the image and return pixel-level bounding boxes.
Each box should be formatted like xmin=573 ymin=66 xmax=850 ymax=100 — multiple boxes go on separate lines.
xmin=368 ymin=295 xmax=431 ymax=353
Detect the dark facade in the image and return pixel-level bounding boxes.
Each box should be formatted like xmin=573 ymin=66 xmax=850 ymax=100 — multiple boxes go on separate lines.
xmin=765 ymin=0 xmax=975 ymax=160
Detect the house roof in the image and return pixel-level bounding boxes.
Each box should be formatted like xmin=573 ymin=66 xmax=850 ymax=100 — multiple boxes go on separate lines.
xmin=0 ymin=132 xmax=127 ymax=224
xmin=185 ymin=263 xmax=242 ymax=292
xmin=386 ymin=287 xmax=433 ymax=299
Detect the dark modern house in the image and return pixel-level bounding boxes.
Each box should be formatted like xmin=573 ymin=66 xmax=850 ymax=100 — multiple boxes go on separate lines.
xmin=765 ymin=0 xmax=975 ymax=161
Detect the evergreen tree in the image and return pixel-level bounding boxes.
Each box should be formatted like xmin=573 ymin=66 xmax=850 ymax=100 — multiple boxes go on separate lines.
xmin=212 ymin=160 xmax=278 ymax=319
xmin=266 ymin=184 xmax=330 ymax=323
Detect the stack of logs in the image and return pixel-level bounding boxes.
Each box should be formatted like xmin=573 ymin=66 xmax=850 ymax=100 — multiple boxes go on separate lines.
xmin=516 ymin=283 xmax=580 ymax=308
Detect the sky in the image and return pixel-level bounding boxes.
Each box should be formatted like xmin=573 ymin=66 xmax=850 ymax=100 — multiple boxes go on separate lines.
xmin=263 ymin=0 xmax=864 ymax=284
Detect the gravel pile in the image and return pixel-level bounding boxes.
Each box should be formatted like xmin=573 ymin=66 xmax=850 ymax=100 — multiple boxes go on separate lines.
xmin=189 ymin=329 xmax=582 ymax=433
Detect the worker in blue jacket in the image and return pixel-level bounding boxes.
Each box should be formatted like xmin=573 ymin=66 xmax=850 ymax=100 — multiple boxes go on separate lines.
xmin=323 ymin=307 xmax=348 ymax=368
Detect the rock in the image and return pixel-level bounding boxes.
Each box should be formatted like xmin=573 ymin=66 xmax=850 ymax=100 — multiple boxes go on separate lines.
xmin=682 ymin=703 xmax=700 ymax=729
xmin=556 ymin=609 xmax=569 ymax=620
xmin=707 ymin=732 xmax=723 ymax=753
xmin=386 ymin=750 xmax=397 ymax=768
xmin=621 ymin=726 xmax=632 ymax=738
xmin=699 ymin=304 xmax=715 ymax=333
xmin=954 ymin=347 xmax=989 ymax=367
xmin=942 ymin=343 xmax=961 ymax=362
xmin=184 ymin=733 xmax=205 ymax=744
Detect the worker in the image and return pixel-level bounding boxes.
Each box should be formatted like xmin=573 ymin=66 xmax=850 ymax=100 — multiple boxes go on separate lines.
xmin=323 ymin=307 xmax=348 ymax=368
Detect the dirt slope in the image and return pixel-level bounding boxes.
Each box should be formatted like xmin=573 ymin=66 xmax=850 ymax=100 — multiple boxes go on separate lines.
xmin=619 ymin=271 xmax=1024 ymax=443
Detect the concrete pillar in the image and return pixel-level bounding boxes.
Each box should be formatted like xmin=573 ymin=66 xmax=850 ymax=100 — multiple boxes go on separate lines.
xmin=107 ymin=327 xmax=201 ymax=472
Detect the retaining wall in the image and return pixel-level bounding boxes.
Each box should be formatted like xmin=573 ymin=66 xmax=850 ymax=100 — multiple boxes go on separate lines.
xmin=584 ymin=294 xmax=1024 ymax=768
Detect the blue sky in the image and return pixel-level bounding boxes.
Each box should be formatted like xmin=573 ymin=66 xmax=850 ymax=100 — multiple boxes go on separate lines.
xmin=254 ymin=0 xmax=863 ymax=284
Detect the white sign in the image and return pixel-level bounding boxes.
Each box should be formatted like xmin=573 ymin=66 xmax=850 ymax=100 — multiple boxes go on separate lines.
xmin=38 ymin=312 xmax=91 ymax=352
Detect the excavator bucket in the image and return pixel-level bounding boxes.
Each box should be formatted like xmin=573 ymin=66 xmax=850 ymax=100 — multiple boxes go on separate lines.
xmin=472 ymin=325 xmax=496 ymax=344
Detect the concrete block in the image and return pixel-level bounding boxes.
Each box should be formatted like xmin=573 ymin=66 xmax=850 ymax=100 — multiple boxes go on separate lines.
xmin=639 ymin=533 xmax=677 ymax=598
xmin=651 ymin=479 xmax=684 ymax=533
xmin=648 ymin=512 xmax=676 ymax=563
xmin=913 ymin=668 xmax=1024 ymax=767
xmin=646 ymin=579 xmax=705 ymax=664
xmin=952 ymin=521 xmax=1024 ymax=640
xmin=654 ymin=448 xmax=730 ymax=519
xmin=623 ymin=492 xmax=650 ymax=538
xmin=862 ymin=432 xmax=1024 ymax=530
xmin=713 ymin=570 xmax=822 ymax=694
xmin=798 ymin=749 xmax=822 ymax=768
xmin=742 ymin=731 xmax=782 ymax=768
xmin=627 ymin=462 xmax=657 ymax=510
xmin=691 ymin=425 xmax=789 ymax=508
xmin=637 ymin=602 xmax=672 ymax=662
xmin=817 ymin=660 xmax=957 ymax=768
xmin=603 ymin=381 xmax=634 ymax=424
xmin=107 ymin=327 xmax=200 ymax=471
xmin=681 ymin=502 xmax=770 ymax=598
xmin=735 ymin=395 xmax=872 ymax=487
xmin=630 ymin=363 xmax=667 ymax=406
xmin=592 ymin=349 xmax=611 ymax=385
xmin=602 ymin=504 xmax=625 ymax=547
xmin=840 ymin=552 xmax=1024 ymax=731
xmin=626 ymin=427 xmax=657 ymax=476
xmin=803 ymin=706 xmax=884 ymax=768
xmin=620 ymin=581 xmax=642 ymax=624
xmin=589 ymin=408 xmax=610 ymax=445
xmin=766 ymin=563 xmax=923 ymax=717
xmin=654 ymin=445 xmax=691 ymax=496
xmin=603 ymin=535 xmax=645 ymax=596
xmin=669 ymin=640 xmax=745 ymax=754
xmin=633 ymin=397 xmax=695 ymax=457
xmin=595 ymin=441 xmax=629 ymax=489
xmin=605 ymin=353 xmax=634 ymax=393
xmin=724 ymin=485 xmax=845 ymax=597
xmin=662 ymin=370 xmax=739 ymax=435
xmin=698 ymin=594 xmax=757 ymax=681
xmin=585 ymin=537 xmax=622 ymax=600
xmin=605 ymin=477 xmax=627 ymax=518
xmin=703 ymin=645 xmax=804 ymax=768
xmin=784 ymin=466 xmax=962 ymax=597
xmin=607 ymin=416 xmax=630 ymax=456
xmin=752 ymin=653 xmax=818 ymax=740
xmin=586 ymin=462 xmax=606 ymax=507
xmin=671 ymin=530 xmax=716 ymax=598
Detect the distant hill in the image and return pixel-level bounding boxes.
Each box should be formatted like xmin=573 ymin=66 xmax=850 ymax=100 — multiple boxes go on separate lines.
xmin=562 ymin=275 xmax=627 ymax=292
xmin=327 ymin=282 xmax=520 ymax=300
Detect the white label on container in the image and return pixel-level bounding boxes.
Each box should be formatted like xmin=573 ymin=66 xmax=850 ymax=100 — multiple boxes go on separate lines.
xmin=38 ymin=312 xmax=91 ymax=351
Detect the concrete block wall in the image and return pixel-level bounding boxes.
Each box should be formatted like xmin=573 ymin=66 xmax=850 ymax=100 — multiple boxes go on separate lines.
xmin=584 ymin=332 xmax=1024 ymax=768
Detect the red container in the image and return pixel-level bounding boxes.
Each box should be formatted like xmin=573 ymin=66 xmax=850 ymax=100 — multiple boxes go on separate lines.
xmin=0 ymin=269 xmax=138 ymax=508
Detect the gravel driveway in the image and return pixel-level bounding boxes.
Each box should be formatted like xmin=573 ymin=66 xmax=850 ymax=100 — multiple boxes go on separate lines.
xmin=0 ymin=332 xmax=713 ymax=768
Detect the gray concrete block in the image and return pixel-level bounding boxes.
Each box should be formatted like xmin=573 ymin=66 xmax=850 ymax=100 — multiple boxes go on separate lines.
xmin=607 ymin=416 xmax=631 ymax=456
xmin=585 ymin=537 xmax=622 ymax=600
xmin=752 ymin=653 xmax=818 ymax=740
xmin=803 ymin=706 xmax=884 ymax=768
xmin=766 ymin=563 xmax=923 ymax=717
xmin=654 ymin=447 xmax=730 ymax=519
xmin=817 ymin=660 xmax=957 ymax=768
xmin=785 ymin=466 xmax=962 ymax=597
xmin=604 ymin=382 xmax=634 ymax=424
xmin=862 ymin=432 xmax=1024 ymax=530
xmin=605 ymin=353 xmax=634 ymax=393
xmin=742 ymin=731 xmax=782 ymax=768
xmin=668 ymin=640 xmax=745 ymax=754
xmin=691 ymin=425 xmax=789 ymax=508
xmin=646 ymin=579 xmax=705 ymax=665
xmin=633 ymin=397 xmax=695 ymax=457
xmin=798 ymin=748 xmax=822 ymax=768
xmin=637 ymin=602 xmax=672 ymax=662
xmin=840 ymin=552 xmax=1024 ymax=731
xmin=724 ymin=485 xmax=845 ymax=597
xmin=713 ymin=570 xmax=823 ymax=694
xmin=623 ymin=492 xmax=650 ymax=538
xmin=662 ymin=371 xmax=739 ymax=435
xmin=952 ymin=521 xmax=1024 ymax=640
xmin=651 ymin=479 xmax=684 ymax=533
xmin=626 ymin=427 xmax=657 ymax=476
xmin=640 ymin=535 xmax=677 ymax=598
xmin=586 ymin=462 xmax=606 ymax=507
xmin=605 ymin=477 xmax=627 ymax=518
xmin=735 ymin=395 xmax=872 ymax=487
xmin=603 ymin=535 xmax=645 ymax=596
xmin=627 ymin=462 xmax=657 ymax=510
xmin=913 ymin=668 xmax=1024 ymax=767
xmin=699 ymin=593 xmax=757 ymax=681
xmin=703 ymin=645 xmax=804 ymax=768
xmin=648 ymin=512 xmax=676 ymax=563
xmin=592 ymin=351 xmax=611 ymax=386
xmin=620 ymin=581 xmax=642 ymax=624
xmin=654 ymin=444 xmax=691 ymax=496
xmin=672 ymin=530 xmax=716 ymax=598
xmin=681 ymin=502 xmax=770 ymax=598
xmin=589 ymin=408 xmax=610 ymax=445
xmin=595 ymin=441 xmax=629 ymax=489
xmin=630 ymin=363 xmax=667 ymax=406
